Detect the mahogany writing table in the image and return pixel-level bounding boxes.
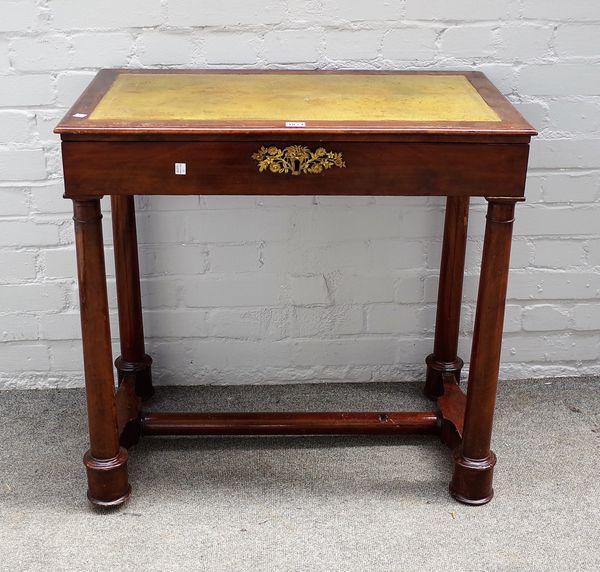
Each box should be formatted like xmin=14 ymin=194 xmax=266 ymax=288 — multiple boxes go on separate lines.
xmin=55 ymin=69 xmax=536 ymax=507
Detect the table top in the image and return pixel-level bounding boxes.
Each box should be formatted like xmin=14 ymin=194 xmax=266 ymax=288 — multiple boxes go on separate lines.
xmin=55 ymin=69 xmax=535 ymax=141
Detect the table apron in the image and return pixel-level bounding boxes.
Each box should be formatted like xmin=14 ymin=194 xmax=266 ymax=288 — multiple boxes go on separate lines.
xmin=61 ymin=141 xmax=529 ymax=198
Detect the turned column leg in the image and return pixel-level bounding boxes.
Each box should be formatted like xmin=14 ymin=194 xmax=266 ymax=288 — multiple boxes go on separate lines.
xmin=73 ymin=198 xmax=131 ymax=507
xmin=425 ymin=195 xmax=469 ymax=399
xmin=111 ymin=195 xmax=153 ymax=399
xmin=449 ymin=198 xmax=517 ymax=505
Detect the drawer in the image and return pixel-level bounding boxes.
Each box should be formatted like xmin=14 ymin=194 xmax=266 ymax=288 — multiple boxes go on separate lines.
xmin=61 ymin=141 xmax=529 ymax=199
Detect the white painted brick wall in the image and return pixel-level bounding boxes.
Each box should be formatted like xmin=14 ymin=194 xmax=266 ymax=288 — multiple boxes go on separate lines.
xmin=1 ymin=0 xmax=600 ymax=389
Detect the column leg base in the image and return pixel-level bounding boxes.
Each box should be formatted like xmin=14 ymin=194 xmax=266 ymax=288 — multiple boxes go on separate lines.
xmin=116 ymin=354 xmax=154 ymax=400
xmin=449 ymin=448 xmax=496 ymax=506
xmin=424 ymin=355 xmax=463 ymax=400
xmin=84 ymin=447 xmax=131 ymax=507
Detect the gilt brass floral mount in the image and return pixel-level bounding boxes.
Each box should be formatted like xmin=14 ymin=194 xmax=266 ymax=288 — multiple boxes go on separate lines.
xmin=252 ymin=145 xmax=346 ymax=176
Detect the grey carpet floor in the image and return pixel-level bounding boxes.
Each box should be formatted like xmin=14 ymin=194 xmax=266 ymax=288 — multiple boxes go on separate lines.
xmin=0 ymin=378 xmax=599 ymax=572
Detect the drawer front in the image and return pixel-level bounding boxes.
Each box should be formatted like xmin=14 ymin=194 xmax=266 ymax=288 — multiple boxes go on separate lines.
xmin=61 ymin=141 xmax=529 ymax=198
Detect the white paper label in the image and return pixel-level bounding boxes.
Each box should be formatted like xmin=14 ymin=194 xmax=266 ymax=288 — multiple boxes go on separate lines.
xmin=175 ymin=163 xmax=187 ymax=175
xmin=285 ymin=121 xmax=306 ymax=128
xmin=72 ymin=113 xmax=87 ymax=118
